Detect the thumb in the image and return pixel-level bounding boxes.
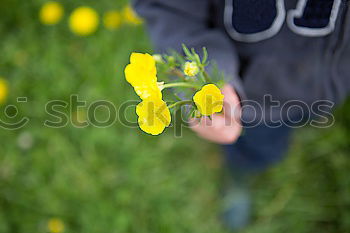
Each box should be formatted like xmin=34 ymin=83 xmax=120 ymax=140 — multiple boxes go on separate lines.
xmin=222 ymin=84 xmax=241 ymax=120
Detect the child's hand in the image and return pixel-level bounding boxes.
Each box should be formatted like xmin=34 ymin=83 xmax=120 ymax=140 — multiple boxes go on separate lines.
xmin=189 ymin=84 xmax=242 ymax=144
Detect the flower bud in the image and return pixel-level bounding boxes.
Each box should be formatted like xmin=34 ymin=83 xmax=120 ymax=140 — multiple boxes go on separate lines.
xmin=184 ymin=62 xmax=199 ymax=77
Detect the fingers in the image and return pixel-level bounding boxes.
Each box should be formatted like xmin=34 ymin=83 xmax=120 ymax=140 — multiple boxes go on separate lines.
xmin=222 ymin=84 xmax=241 ymax=121
xmin=189 ymin=115 xmax=242 ymax=144
xmin=189 ymin=115 xmax=224 ymax=131
xmin=188 ymin=84 xmax=243 ymax=144
xmin=189 ymin=117 xmax=223 ymax=143
xmin=222 ymin=84 xmax=240 ymax=104
xmin=189 ymin=117 xmax=212 ymax=134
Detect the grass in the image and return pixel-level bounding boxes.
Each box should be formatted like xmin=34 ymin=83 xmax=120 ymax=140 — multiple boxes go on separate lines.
xmin=0 ymin=0 xmax=349 ymax=232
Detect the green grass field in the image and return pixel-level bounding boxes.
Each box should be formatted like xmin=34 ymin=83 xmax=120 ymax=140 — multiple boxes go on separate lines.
xmin=0 ymin=0 xmax=350 ymax=232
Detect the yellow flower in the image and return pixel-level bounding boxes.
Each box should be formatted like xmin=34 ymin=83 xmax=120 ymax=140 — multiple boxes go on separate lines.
xmin=122 ymin=5 xmax=143 ymax=25
xmin=129 ymin=53 xmax=156 ymax=78
xmin=47 ymin=218 xmax=64 ymax=233
xmin=0 ymin=78 xmax=8 ymax=104
xmin=184 ymin=62 xmax=199 ymax=77
xmin=193 ymin=84 xmax=224 ymax=116
xmin=69 ymin=7 xmax=99 ymax=36
xmin=136 ymin=98 xmax=171 ymax=135
xmin=133 ymin=82 xmax=162 ymax=100
xmin=124 ymin=53 xmax=162 ymax=100
xmin=103 ymin=10 xmax=121 ymax=30
xmin=39 ymin=1 xmax=64 ymax=25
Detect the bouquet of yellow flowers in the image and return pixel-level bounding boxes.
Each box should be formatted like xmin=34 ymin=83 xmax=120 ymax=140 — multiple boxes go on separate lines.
xmin=124 ymin=45 xmax=225 ymax=135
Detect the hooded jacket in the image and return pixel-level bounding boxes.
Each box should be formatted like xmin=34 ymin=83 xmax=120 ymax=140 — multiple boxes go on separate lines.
xmin=133 ymin=0 xmax=350 ymax=121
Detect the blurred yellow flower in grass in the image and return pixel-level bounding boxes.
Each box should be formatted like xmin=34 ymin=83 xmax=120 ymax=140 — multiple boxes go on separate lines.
xmin=103 ymin=10 xmax=121 ymax=30
xmin=69 ymin=7 xmax=99 ymax=36
xmin=0 ymin=78 xmax=8 ymax=104
xmin=47 ymin=218 xmax=64 ymax=233
xmin=122 ymin=5 xmax=143 ymax=25
xmin=136 ymin=97 xmax=171 ymax=135
xmin=193 ymin=84 xmax=224 ymax=116
xmin=124 ymin=53 xmax=162 ymax=100
xmin=184 ymin=61 xmax=199 ymax=77
xmin=39 ymin=1 xmax=64 ymax=25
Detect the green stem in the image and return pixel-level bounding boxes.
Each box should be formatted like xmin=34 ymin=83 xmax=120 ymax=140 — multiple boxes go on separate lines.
xmin=198 ymin=65 xmax=211 ymax=83
xmin=162 ymin=82 xmax=200 ymax=90
xmin=203 ymin=70 xmax=212 ymax=83
xmin=198 ymin=72 xmax=206 ymax=83
xmin=170 ymin=68 xmax=186 ymax=81
xmin=168 ymin=100 xmax=194 ymax=109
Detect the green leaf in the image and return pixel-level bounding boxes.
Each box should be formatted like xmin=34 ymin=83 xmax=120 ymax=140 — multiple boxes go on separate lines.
xmin=202 ymin=47 xmax=208 ymax=64
xmin=182 ymin=44 xmax=192 ymax=59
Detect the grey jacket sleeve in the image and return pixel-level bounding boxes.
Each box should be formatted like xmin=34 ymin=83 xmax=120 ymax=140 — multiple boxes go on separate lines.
xmin=133 ymin=0 xmax=246 ymax=99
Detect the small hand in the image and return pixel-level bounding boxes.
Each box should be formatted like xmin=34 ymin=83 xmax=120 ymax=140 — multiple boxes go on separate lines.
xmin=190 ymin=84 xmax=242 ymax=144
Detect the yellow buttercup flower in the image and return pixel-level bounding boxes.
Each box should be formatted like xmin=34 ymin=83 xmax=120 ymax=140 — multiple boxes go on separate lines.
xmin=47 ymin=218 xmax=64 ymax=233
xmin=193 ymin=84 xmax=224 ymax=116
xmin=122 ymin=5 xmax=143 ymax=25
xmin=129 ymin=53 xmax=156 ymax=77
xmin=184 ymin=62 xmax=199 ymax=77
xmin=124 ymin=53 xmax=162 ymax=100
xmin=136 ymin=98 xmax=171 ymax=135
xmin=124 ymin=53 xmax=157 ymax=87
xmin=0 ymin=78 xmax=8 ymax=104
xmin=103 ymin=10 xmax=121 ymax=30
xmin=39 ymin=1 xmax=64 ymax=25
xmin=69 ymin=7 xmax=99 ymax=36
xmin=133 ymin=82 xmax=162 ymax=100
